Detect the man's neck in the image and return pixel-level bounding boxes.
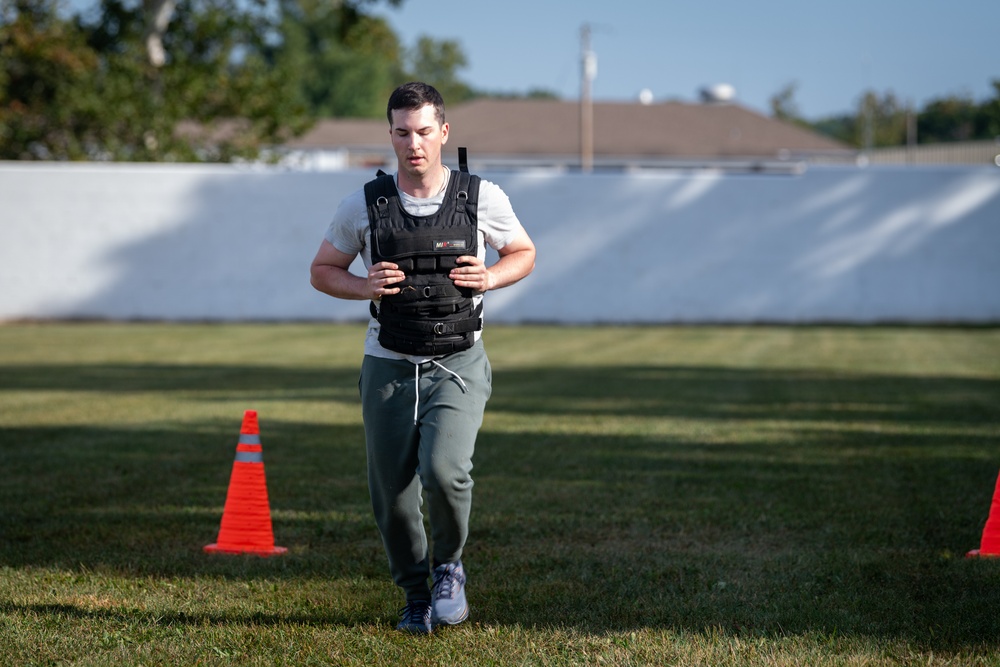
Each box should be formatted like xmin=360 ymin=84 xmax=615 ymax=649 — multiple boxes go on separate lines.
xmin=397 ymin=166 xmax=447 ymax=199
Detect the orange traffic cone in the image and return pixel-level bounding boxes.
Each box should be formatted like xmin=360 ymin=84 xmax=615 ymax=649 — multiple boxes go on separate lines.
xmin=204 ymin=410 xmax=287 ymax=556
xmin=967 ymin=470 xmax=1000 ymax=558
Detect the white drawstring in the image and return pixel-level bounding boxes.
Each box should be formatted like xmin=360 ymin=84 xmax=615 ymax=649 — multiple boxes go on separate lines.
xmin=431 ymin=359 xmax=469 ymax=392
xmin=412 ymin=358 xmax=469 ymax=424
xmin=413 ymin=362 xmax=420 ymax=424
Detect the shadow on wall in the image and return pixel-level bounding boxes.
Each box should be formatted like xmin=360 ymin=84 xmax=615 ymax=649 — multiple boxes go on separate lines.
xmin=45 ymin=167 xmax=365 ymax=321
xmin=1 ymin=164 xmax=998 ymax=322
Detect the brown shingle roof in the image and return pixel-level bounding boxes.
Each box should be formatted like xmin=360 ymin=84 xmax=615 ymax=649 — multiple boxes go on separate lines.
xmin=284 ymin=119 xmax=389 ymax=150
xmin=287 ymin=99 xmax=847 ymax=160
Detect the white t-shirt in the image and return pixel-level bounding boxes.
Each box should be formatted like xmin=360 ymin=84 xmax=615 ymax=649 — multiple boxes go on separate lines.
xmin=325 ymin=167 xmax=525 ymax=361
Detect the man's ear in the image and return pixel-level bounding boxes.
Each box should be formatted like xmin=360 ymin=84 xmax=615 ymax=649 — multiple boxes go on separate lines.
xmin=441 ymin=122 xmax=449 ymax=144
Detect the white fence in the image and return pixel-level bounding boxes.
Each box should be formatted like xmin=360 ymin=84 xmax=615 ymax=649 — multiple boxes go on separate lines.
xmin=2 ymin=162 xmax=998 ymax=323
xmin=866 ymin=140 xmax=1000 ymax=167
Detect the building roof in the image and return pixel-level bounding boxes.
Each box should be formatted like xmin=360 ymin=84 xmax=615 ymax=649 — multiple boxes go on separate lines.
xmin=284 ymin=98 xmax=850 ymax=168
xmin=285 ymin=118 xmax=390 ymax=152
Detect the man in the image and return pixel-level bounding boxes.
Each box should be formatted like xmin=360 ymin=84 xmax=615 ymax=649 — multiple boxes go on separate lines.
xmin=309 ymin=82 xmax=536 ymax=634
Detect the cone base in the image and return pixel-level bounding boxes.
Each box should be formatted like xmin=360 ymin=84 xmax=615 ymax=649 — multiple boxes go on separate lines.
xmin=965 ymin=549 xmax=1000 ymax=558
xmin=204 ymin=543 xmax=288 ymax=557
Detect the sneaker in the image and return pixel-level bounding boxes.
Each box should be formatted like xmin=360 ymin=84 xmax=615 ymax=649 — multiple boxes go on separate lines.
xmin=431 ymin=560 xmax=469 ymax=627
xmin=396 ymin=599 xmax=432 ymax=634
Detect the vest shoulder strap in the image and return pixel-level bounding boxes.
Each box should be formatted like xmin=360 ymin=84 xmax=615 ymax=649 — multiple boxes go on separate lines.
xmin=364 ymin=172 xmax=397 ymax=209
xmin=454 ymin=171 xmax=480 ymax=217
xmin=364 ymin=174 xmax=396 ymax=262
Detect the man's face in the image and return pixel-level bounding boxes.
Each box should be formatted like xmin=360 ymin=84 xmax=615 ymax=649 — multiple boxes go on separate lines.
xmin=390 ymin=104 xmax=449 ymax=180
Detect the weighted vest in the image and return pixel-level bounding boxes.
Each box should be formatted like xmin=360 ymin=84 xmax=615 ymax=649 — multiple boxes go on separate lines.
xmin=364 ymin=150 xmax=483 ymax=357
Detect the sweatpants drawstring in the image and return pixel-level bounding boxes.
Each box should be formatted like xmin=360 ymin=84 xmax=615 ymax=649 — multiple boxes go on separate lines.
xmin=412 ymin=359 xmax=469 ymax=424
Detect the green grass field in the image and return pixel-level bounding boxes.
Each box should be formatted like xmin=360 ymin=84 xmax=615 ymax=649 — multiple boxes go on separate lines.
xmin=1 ymin=323 xmax=999 ymax=666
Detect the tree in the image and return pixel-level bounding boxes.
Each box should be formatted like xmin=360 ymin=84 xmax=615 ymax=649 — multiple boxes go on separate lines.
xmin=480 ymin=87 xmax=559 ymax=100
xmin=975 ymin=79 xmax=1000 ymax=139
xmin=918 ymin=93 xmax=984 ymax=144
xmin=809 ymin=81 xmax=1000 ymax=148
xmin=405 ymin=35 xmax=472 ymax=105
xmin=769 ymin=81 xmax=802 ymax=123
xmin=143 ymin=0 xmax=175 ymax=67
xmin=1 ymin=0 xmax=315 ymax=160
xmin=272 ymin=0 xmax=404 ymax=118
xmin=853 ymin=89 xmax=908 ymax=149
xmin=809 ymin=114 xmax=856 ymax=146
xmin=270 ymin=4 xmax=479 ymax=120
xmin=0 ymin=0 xmax=102 ymax=159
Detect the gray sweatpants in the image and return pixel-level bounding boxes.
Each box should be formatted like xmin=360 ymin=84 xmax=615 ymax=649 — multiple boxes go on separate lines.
xmin=359 ymin=340 xmax=492 ymax=601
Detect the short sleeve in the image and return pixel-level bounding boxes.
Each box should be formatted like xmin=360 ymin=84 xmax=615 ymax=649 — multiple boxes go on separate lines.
xmin=477 ymin=179 xmax=524 ymax=251
xmin=324 ymin=188 xmax=368 ymax=257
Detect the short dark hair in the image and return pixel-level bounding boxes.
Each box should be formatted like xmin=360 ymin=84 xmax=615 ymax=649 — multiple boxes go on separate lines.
xmin=386 ymin=82 xmax=446 ymax=127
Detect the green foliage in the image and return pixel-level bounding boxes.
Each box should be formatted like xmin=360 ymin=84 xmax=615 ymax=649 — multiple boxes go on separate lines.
xmin=809 ymin=113 xmax=855 ymax=145
xmin=405 ymin=35 xmax=473 ymax=105
xmin=475 ymin=86 xmax=560 ymax=101
xmin=273 ymin=0 xmax=404 ymax=119
xmin=978 ymin=79 xmax=1000 ymax=138
xmin=793 ymin=80 xmax=1000 ymax=148
xmin=0 ymin=0 xmax=102 ymax=159
xmin=0 ymin=0 xmax=490 ymax=157
xmin=855 ymin=89 xmax=912 ymax=148
xmin=769 ymin=81 xmax=802 ymax=123
xmin=273 ymin=11 xmax=480 ymax=120
xmin=522 ymin=87 xmax=559 ymax=99
xmin=782 ymin=88 xmax=912 ymax=149
xmin=769 ymin=80 xmax=827 ymax=135
xmin=917 ymin=87 xmax=998 ymax=143
xmin=0 ymin=0 xmax=314 ymax=160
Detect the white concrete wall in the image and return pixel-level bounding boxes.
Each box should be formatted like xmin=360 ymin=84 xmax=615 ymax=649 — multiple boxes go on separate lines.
xmin=1 ymin=162 xmax=998 ymax=323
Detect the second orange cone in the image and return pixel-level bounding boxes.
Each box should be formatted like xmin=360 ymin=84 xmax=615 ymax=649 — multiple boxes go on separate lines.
xmin=967 ymin=469 xmax=1000 ymax=558
xmin=205 ymin=410 xmax=287 ymax=556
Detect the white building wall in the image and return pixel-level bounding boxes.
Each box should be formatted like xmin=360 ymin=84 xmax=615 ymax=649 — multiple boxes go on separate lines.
xmin=1 ymin=162 xmax=998 ymax=323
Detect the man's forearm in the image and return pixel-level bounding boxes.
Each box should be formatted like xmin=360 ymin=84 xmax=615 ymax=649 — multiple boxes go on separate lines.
xmin=310 ymin=265 xmax=370 ymax=301
xmin=486 ymin=248 xmax=536 ymax=291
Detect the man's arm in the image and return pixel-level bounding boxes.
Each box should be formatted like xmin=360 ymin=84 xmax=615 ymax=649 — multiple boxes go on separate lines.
xmin=450 ymin=228 xmax=536 ymax=293
xmin=309 ymin=240 xmax=404 ymax=301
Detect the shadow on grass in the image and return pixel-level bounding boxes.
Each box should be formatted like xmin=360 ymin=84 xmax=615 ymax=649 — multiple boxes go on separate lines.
xmin=0 ymin=364 xmax=361 ymax=400
xmin=1 ymin=362 xmax=999 ymax=649
xmin=0 ymin=601 xmax=364 ymax=629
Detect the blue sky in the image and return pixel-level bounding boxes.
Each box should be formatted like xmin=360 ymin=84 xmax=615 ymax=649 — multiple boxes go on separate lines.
xmin=373 ymin=0 xmax=999 ymax=119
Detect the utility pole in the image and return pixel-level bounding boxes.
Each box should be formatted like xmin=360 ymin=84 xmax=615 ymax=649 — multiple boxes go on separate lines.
xmin=906 ymin=102 xmax=917 ymax=166
xmin=580 ymin=23 xmax=596 ymax=173
xmin=863 ymin=92 xmax=874 ymax=156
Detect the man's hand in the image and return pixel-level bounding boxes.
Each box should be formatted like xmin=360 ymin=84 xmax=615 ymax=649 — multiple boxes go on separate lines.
xmin=450 ymin=231 xmax=536 ymax=294
xmin=368 ymin=261 xmax=405 ymax=299
xmin=450 ymin=255 xmax=495 ymax=293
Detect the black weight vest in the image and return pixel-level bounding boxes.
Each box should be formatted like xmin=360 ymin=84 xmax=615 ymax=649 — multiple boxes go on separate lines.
xmin=364 ymin=149 xmax=483 ymax=357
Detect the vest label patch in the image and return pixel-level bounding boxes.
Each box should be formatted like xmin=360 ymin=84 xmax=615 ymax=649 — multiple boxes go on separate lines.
xmin=434 ymin=240 xmax=467 ymax=250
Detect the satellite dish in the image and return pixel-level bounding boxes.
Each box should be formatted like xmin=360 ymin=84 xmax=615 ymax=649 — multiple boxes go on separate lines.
xmin=699 ymin=83 xmax=736 ymax=104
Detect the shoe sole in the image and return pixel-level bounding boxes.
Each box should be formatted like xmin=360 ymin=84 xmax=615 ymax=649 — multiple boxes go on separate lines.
xmin=432 ymin=602 xmax=469 ymax=628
